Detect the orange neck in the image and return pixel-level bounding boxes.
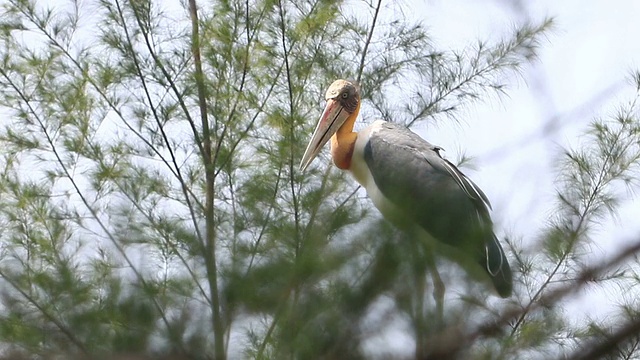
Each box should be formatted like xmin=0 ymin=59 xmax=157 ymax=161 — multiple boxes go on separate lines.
xmin=330 ymin=102 xmax=360 ymax=170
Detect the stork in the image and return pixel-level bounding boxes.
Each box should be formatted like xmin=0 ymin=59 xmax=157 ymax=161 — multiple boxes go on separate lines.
xmin=300 ymin=79 xmax=512 ymax=298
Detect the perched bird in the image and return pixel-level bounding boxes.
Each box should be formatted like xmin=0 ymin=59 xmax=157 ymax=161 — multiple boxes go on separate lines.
xmin=300 ymin=79 xmax=512 ymax=297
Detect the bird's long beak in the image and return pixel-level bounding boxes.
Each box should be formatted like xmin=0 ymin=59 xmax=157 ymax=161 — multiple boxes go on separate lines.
xmin=299 ymin=98 xmax=349 ymax=171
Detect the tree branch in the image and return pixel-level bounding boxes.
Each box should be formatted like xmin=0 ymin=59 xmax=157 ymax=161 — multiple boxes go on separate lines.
xmin=357 ymin=0 xmax=383 ymax=84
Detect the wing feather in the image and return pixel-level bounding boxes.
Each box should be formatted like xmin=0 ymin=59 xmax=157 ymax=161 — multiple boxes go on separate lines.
xmin=426 ymin=149 xmax=492 ymax=213
xmin=363 ymin=121 xmax=512 ymax=297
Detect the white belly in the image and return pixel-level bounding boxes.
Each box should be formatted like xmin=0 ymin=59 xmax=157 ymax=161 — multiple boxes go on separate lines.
xmin=349 ymin=121 xmax=408 ymax=226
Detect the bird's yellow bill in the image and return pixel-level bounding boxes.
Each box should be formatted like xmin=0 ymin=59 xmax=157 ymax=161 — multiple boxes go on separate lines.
xmin=299 ymin=98 xmax=350 ymax=171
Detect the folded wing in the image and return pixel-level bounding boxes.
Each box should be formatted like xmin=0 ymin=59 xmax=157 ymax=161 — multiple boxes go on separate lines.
xmin=363 ymin=122 xmax=512 ymax=297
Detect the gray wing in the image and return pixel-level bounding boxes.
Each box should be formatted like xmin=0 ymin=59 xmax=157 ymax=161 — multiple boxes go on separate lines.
xmin=364 ymin=122 xmax=491 ymax=244
xmin=364 ymin=122 xmax=512 ymax=297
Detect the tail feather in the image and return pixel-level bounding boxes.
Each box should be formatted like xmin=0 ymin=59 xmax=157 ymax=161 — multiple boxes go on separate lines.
xmin=483 ymin=235 xmax=513 ymax=298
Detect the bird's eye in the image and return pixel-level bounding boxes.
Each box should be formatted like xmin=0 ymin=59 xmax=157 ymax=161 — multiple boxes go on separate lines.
xmin=341 ymin=92 xmax=348 ymax=99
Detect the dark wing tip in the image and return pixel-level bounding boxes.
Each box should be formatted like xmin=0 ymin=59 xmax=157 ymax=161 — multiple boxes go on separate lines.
xmin=485 ymin=235 xmax=513 ymax=298
xmin=495 ymin=275 xmax=513 ymax=298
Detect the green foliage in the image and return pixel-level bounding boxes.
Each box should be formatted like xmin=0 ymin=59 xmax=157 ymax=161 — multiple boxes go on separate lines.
xmin=502 ymin=79 xmax=640 ymax=359
xmin=4 ymin=0 xmax=638 ymax=359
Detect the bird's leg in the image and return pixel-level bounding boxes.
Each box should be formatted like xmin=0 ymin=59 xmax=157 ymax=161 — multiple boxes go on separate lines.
xmin=408 ymin=236 xmax=429 ymax=360
xmin=413 ymin=272 xmax=427 ymax=360
xmin=414 ymin=250 xmax=445 ymax=360
xmin=427 ymin=259 xmax=445 ymax=329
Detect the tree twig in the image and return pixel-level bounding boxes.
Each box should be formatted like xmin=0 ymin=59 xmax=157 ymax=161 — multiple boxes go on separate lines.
xmin=357 ymin=0 xmax=383 ymax=84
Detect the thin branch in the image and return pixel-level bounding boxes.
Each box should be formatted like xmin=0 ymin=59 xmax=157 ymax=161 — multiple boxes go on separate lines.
xmin=0 ymin=268 xmax=90 ymax=355
xmin=246 ymin=167 xmax=284 ymax=274
xmin=114 ymin=180 xmax=212 ymax=306
xmin=407 ymin=19 xmax=553 ymax=127
xmin=433 ymin=239 xmax=640 ymax=359
xmin=117 ymin=0 xmax=212 ymax=304
xmin=357 ymin=0 xmax=383 ymax=84
xmin=276 ymin=0 xmax=302 ymax=257
xmin=126 ymin=6 xmax=206 ymax=159
xmin=16 ymin=1 xmax=206 ymax=214
xmin=510 ymin=112 xmax=634 ymax=336
xmin=186 ymin=1 xmax=225 ymax=359
xmin=0 ymin=66 xmax=180 ymax=357
xmin=123 ymin=0 xmax=203 ymax=200
xmin=211 ymin=3 xmax=252 ymax=171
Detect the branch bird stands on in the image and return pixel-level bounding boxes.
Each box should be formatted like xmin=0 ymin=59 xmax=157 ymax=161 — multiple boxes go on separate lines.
xmin=300 ymin=79 xmax=513 ymax=298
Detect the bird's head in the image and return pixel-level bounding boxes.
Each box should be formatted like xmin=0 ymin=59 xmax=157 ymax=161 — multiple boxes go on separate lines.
xmin=299 ymin=79 xmax=361 ymax=171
